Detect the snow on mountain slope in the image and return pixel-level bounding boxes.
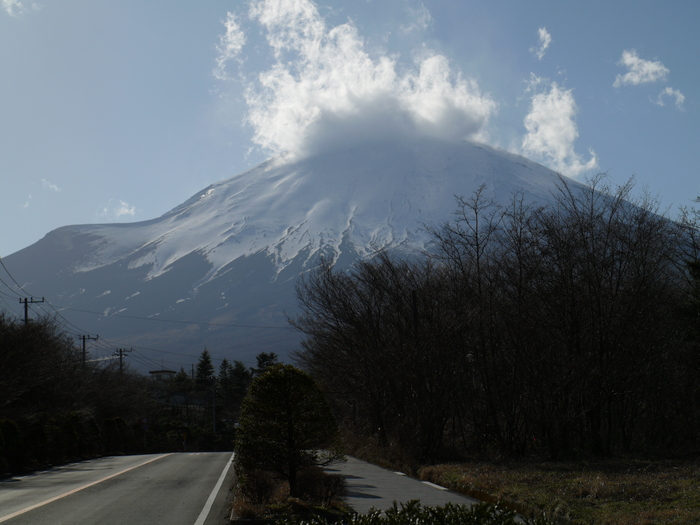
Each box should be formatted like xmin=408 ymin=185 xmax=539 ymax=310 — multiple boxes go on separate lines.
xmin=4 ymin=137 xmax=586 ymax=367
xmin=67 ymin=137 xmax=580 ymax=281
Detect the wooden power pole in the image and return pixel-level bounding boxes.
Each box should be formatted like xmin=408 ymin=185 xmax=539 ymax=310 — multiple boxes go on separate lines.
xmin=115 ymin=348 xmax=133 ymax=374
xmin=80 ymin=334 xmax=99 ymax=368
xmin=19 ymin=297 xmax=44 ymax=325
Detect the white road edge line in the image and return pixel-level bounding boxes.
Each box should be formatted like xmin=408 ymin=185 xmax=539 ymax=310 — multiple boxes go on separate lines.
xmin=0 ymin=454 xmax=172 ymax=523
xmin=193 ymin=452 xmax=235 ymax=525
xmin=421 ymin=481 xmax=449 ymax=491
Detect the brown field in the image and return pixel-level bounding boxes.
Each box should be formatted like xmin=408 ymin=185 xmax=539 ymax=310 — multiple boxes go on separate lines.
xmin=417 ymin=458 xmax=700 ymax=525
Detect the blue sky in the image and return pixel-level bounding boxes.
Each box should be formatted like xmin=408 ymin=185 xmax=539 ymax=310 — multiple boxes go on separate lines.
xmin=1 ymin=0 xmax=698 ymax=257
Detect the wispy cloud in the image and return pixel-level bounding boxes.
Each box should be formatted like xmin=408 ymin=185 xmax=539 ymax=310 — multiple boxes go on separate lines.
xmin=218 ymin=0 xmax=497 ymax=159
xmin=400 ymin=3 xmax=432 ymax=34
xmin=613 ymin=50 xmax=669 ymax=87
xmin=2 ymin=0 xmax=38 ymax=17
xmin=41 ymin=179 xmax=61 ymax=193
xmin=100 ymin=199 xmax=136 ymax=220
xmin=521 ymin=75 xmax=598 ymax=178
xmin=530 ymin=27 xmax=552 ymax=61
xmin=654 ymin=86 xmax=685 ymax=110
xmin=21 ymin=195 xmax=32 ymax=209
xmin=213 ymin=12 xmax=246 ymax=81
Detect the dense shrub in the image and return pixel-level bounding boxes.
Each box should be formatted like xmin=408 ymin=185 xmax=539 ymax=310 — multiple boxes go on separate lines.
xmin=0 ymin=422 xmax=5 ymax=474
xmin=76 ymin=413 xmax=103 ymax=456
xmin=277 ymin=500 xmax=551 ymax=525
xmin=101 ymin=418 xmax=121 ymax=455
xmin=113 ymin=417 xmax=136 ymax=454
xmin=0 ymin=419 xmax=23 ymax=472
xmin=236 ymin=468 xmax=281 ymax=506
xmin=297 ymin=467 xmax=348 ymax=507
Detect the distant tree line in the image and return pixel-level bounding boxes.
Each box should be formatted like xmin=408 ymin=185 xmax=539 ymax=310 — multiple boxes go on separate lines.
xmin=0 ymin=315 xmax=161 ymax=474
xmin=158 ymin=350 xmax=279 ymax=447
xmin=0 ymin=308 xmax=280 ymax=475
xmin=292 ymin=177 xmax=700 ymax=461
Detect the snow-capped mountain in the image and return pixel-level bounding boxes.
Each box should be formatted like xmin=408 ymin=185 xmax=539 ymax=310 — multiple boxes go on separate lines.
xmin=4 ymin=137 xmax=586 ymax=369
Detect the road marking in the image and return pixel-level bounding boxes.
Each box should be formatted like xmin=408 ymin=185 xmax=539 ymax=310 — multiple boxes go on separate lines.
xmin=421 ymin=481 xmax=449 ymax=491
xmin=0 ymin=454 xmax=172 ymax=523
xmin=194 ymin=452 xmax=235 ymax=525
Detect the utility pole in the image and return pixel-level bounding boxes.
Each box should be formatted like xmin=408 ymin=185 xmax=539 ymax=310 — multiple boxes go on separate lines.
xmin=80 ymin=334 xmax=99 ymax=368
xmin=19 ymin=297 xmax=44 ymax=325
xmin=114 ymin=348 xmax=133 ymax=374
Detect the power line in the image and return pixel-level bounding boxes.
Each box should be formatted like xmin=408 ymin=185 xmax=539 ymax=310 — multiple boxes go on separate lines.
xmin=95 ymin=335 xmax=255 ymax=369
xmin=0 ymin=256 xmax=276 ymax=370
xmin=80 ymin=334 xmax=99 ymax=368
xmin=0 ymin=258 xmax=76 ymax=333
xmin=95 ymin=336 xmax=218 ymax=362
xmin=19 ymin=297 xmax=44 ymax=325
xmin=39 ymin=300 xmax=90 ymax=335
xmin=0 ymin=287 xmax=21 ymax=300
xmin=114 ymin=348 xmax=133 ymax=374
xmin=130 ymin=351 xmax=166 ymax=370
xmin=0 ymin=269 xmax=205 ymax=373
xmin=0 ymin=280 xmax=22 ymax=301
xmin=0 ymin=256 xmax=28 ymax=294
xmin=132 ymin=352 xmax=161 ymax=368
xmin=129 ymin=355 xmax=154 ymax=369
xmin=53 ymin=304 xmax=291 ymax=329
xmin=1 ymin=256 xmax=141 ymax=343
xmin=0 ymin=257 xmax=95 ymax=335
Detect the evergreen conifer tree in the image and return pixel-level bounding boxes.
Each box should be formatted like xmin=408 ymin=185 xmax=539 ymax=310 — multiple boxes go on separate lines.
xmin=195 ymin=349 xmax=215 ymax=388
xmin=234 ymin=364 xmax=343 ymax=498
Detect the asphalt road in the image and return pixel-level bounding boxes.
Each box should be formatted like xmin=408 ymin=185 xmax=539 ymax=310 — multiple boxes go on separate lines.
xmin=2 ymin=453 xmax=493 ymax=523
xmin=0 ymin=452 xmax=235 ymax=525
xmin=329 ymin=456 xmax=481 ymax=514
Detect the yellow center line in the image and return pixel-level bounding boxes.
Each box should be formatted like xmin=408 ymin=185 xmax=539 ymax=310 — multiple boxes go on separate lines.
xmin=0 ymin=454 xmax=172 ymax=523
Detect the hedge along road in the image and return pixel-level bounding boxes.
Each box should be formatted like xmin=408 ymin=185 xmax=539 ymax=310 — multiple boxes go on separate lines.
xmin=0 ymin=452 xmax=235 ymax=525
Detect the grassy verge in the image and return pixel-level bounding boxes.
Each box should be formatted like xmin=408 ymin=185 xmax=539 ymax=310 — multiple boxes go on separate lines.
xmin=418 ymin=458 xmax=700 ymax=524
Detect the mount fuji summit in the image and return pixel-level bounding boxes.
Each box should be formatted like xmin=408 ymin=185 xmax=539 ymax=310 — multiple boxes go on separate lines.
xmin=4 ymin=137 xmax=587 ymax=368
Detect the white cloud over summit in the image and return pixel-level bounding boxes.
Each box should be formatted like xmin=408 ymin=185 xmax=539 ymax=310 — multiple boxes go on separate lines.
xmin=215 ymin=1 xmax=598 ymax=179
xmin=218 ymin=0 xmax=497 ymax=159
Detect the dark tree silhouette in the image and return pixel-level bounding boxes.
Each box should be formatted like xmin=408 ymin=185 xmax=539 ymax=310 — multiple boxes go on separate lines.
xmin=234 ymin=364 xmax=343 ymax=498
xmin=195 ymin=349 xmax=215 ymax=388
xmin=293 ymin=177 xmax=700 ymax=459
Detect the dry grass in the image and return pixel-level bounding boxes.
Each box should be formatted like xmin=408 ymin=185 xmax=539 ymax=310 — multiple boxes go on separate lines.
xmin=230 ymin=467 xmax=350 ymax=521
xmin=418 ymin=458 xmax=700 ymax=525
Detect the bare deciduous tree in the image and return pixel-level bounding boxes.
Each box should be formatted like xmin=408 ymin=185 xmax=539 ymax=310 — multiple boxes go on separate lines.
xmin=293 ymin=177 xmax=700 ymax=460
